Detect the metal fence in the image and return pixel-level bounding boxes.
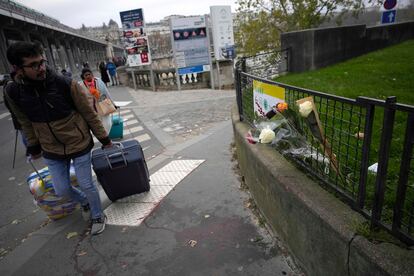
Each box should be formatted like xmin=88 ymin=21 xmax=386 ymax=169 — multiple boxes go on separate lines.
xmin=235 ymin=56 xmax=414 ymax=245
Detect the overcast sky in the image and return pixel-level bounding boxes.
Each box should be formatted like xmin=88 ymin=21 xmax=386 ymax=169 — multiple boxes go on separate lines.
xmin=14 ymin=0 xmax=238 ymax=28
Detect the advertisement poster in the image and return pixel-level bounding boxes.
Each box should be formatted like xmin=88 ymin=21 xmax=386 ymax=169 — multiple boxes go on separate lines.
xmin=170 ymin=16 xmax=211 ymax=75
xmin=210 ymin=6 xmax=235 ymax=60
xmin=120 ymin=8 xmax=151 ymax=66
xmin=253 ymin=80 xmax=285 ymax=116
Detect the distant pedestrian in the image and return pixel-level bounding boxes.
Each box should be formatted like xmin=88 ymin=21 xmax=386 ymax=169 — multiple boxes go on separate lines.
xmin=61 ymin=69 xmax=72 ymax=78
xmin=5 ymin=41 xmax=112 ymax=235
xmin=99 ymin=61 xmax=110 ymax=87
xmin=106 ymin=59 xmax=118 ymax=86
xmin=79 ymin=68 xmax=114 ymax=133
xmin=83 ymin=61 xmax=90 ymax=69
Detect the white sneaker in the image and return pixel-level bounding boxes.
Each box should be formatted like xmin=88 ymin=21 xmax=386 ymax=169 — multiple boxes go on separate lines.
xmin=91 ymin=215 xmax=107 ymax=235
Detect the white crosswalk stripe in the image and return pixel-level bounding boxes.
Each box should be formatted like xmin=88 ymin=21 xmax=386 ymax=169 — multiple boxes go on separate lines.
xmin=124 ymin=119 xmax=138 ymax=126
xmin=122 ymin=114 xmax=134 ymax=121
xmin=0 ymin=112 xmax=10 ymax=120
xmin=128 ymin=126 xmax=144 ymax=134
xmin=120 ymin=109 xmax=132 ymax=115
xmin=133 ymin=134 xmax=151 ymax=143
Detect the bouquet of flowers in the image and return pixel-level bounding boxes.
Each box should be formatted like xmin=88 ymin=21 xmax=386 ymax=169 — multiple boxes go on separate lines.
xmin=246 ymin=98 xmax=341 ymax=177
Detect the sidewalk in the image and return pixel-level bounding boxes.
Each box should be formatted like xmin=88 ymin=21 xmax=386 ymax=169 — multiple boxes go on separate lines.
xmin=0 ymin=119 xmax=301 ymax=275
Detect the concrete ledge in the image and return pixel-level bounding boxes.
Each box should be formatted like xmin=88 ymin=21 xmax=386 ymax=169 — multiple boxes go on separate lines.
xmin=232 ymin=106 xmax=414 ymax=275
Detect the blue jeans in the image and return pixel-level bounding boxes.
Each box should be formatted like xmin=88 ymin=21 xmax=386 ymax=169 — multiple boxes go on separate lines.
xmin=44 ymin=152 xmax=103 ymax=220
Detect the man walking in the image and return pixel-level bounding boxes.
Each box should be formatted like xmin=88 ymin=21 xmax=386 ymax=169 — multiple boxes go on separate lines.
xmin=106 ymin=59 xmax=118 ymax=86
xmin=5 ymin=41 xmax=111 ymax=235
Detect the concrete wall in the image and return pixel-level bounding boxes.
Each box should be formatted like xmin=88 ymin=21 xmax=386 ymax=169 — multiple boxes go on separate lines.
xmin=281 ymin=21 xmax=414 ymax=73
xmin=232 ymin=106 xmax=414 ymax=275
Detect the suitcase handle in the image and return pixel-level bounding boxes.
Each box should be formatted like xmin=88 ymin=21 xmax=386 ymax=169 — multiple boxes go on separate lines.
xmin=101 ymin=142 xmax=124 ymax=150
xmin=104 ymin=147 xmax=128 ymax=170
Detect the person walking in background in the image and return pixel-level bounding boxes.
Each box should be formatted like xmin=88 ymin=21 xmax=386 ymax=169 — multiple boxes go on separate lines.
xmin=79 ymin=68 xmax=114 ymax=133
xmin=5 ymin=41 xmax=112 ymax=235
xmin=61 ymin=69 xmax=72 ymax=78
xmin=106 ymin=59 xmax=118 ymax=86
xmin=98 ymin=61 xmax=110 ymax=87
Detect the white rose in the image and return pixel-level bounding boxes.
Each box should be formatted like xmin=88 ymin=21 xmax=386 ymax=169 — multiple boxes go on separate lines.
xmin=299 ymin=101 xmax=313 ymax=118
xmin=259 ymin=128 xmax=275 ymax=144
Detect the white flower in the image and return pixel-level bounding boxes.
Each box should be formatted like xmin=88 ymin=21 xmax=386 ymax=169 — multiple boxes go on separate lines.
xmin=259 ymin=128 xmax=275 ymax=144
xmin=299 ymin=101 xmax=313 ymax=118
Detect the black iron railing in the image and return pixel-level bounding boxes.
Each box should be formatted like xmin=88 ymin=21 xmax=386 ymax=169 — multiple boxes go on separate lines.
xmin=235 ymin=60 xmax=414 ymax=245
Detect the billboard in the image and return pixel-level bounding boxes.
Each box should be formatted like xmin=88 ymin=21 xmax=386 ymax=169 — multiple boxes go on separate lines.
xmin=170 ymin=16 xmax=211 ymax=75
xmin=120 ymin=8 xmax=151 ymax=66
xmin=210 ymin=6 xmax=235 ymax=60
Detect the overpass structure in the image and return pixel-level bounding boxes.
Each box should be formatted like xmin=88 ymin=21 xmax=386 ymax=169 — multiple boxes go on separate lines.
xmin=0 ymin=0 xmax=124 ymax=75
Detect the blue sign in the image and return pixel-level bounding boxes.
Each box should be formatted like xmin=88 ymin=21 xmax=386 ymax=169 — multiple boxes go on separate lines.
xmin=120 ymin=9 xmax=144 ymax=29
xmin=384 ymin=0 xmax=397 ymax=10
xmin=381 ymin=10 xmax=396 ymax=24
xmin=178 ymin=65 xmax=206 ymax=75
xmin=220 ymin=46 xmax=236 ymax=60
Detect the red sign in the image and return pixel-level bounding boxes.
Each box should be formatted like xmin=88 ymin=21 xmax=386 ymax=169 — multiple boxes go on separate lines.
xmin=141 ymin=52 xmax=148 ymax=63
xmin=384 ymin=0 xmax=397 ymax=10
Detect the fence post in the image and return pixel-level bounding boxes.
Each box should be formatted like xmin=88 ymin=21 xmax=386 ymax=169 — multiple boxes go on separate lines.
xmin=392 ymin=112 xmax=414 ymax=232
xmin=237 ymin=57 xmax=247 ymax=121
xmin=234 ymin=62 xmax=242 ymax=121
xmin=286 ymin=47 xmax=291 ymax=73
xmin=356 ymin=98 xmax=376 ymax=209
xmin=371 ymin=96 xmax=397 ymax=229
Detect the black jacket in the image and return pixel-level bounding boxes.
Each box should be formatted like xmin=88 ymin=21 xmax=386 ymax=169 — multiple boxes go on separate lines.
xmin=5 ymin=69 xmax=110 ymax=159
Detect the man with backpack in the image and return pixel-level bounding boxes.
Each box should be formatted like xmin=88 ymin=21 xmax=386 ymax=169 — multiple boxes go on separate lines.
xmin=4 ymin=41 xmax=112 ymax=235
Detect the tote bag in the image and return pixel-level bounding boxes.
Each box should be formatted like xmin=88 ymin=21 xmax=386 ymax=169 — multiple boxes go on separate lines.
xmin=96 ymin=98 xmax=116 ymax=116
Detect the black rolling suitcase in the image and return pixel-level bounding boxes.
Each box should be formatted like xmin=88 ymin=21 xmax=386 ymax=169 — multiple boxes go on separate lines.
xmin=91 ymin=140 xmax=150 ymax=201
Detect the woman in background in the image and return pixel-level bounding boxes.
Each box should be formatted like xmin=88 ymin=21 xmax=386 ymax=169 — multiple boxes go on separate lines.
xmin=79 ymin=68 xmax=114 ymax=133
xmin=98 ymin=61 xmax=110 ymax=87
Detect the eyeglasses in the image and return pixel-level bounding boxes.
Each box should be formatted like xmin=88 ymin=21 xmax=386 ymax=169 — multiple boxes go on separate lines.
xmin=22 ymin=59 xmax=48 ymax=71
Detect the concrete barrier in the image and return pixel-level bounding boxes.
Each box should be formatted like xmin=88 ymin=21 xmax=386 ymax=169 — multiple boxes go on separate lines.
xmin=232 ymin=106 xmax=414 ymax=275
xmin=281 ymin=21 xmax=414 ymax=73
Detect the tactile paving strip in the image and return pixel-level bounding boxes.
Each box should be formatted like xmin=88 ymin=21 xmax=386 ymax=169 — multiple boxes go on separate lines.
xmin=104 ymin=203 xmax=156 ymax=226
xmin=149 ymin=171 xmax=189 ymax=186
xmin=158 ymin=160 xmax=205 ymax=172
xmin=117 ymin=185 xmax=174 ymax=203
xmin=104 ymin=160 xmax=205 ymax=226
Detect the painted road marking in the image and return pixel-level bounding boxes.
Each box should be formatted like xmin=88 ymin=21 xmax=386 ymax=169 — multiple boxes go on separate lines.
xmin=129 ymin=126 xmax=144 ymax=134
xmin=122 ymin=114 xmax=134 ymax=121
xmin=120 ymin=109 xmax=132 ymax=115
xmin=113 ymin=101 xmax=132 ymax=107
xmin=104 ymin=159 xmax=205 ymax=226
xmin=124 ymin=119 xmax=138 ymax=126
xmin=0 ymin=112 xmax=10 ymax=120
xmin=134 ymin=134 xmax=151 ymax=143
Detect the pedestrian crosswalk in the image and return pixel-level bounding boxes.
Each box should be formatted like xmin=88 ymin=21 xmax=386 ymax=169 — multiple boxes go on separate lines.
xmin=78 ymin=108 xmax=152 ymax=148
